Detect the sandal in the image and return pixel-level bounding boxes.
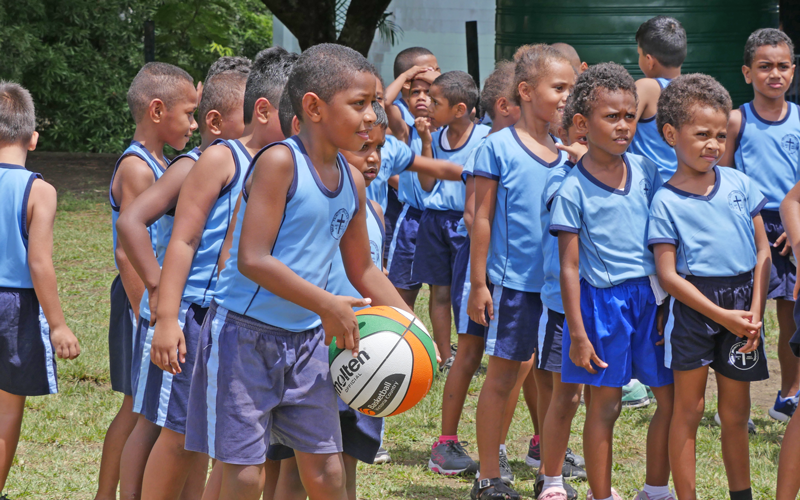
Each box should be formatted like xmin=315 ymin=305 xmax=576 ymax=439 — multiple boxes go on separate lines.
xmin=470 ymin=478 xmax=521 ymax=500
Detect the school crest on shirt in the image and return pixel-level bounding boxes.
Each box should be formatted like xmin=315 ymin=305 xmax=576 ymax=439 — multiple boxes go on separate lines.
xmin=639 ymin=179 xmax=653 ymax=200
xmin=727 ymin=190 xmax=747 ymax=216
xmin=330 ymin=208 xmax=350 ymax=240
xmin=370 ymin=240 xmax=381 ymax=266
xmin=782 ymin=134 xmax=800 ymax=154
xmin=728 ymin=339 xmax=759 ymax=370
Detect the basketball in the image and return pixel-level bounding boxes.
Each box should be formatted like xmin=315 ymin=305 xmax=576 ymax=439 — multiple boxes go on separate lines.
xmin=329 ymin=306 xmax=437 ymax=418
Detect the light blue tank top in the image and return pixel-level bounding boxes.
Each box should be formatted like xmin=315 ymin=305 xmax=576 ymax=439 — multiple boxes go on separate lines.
xmin=733 ymin=101 xmax=800 ymax=210
xmin=365 ymin=135 xmax=415 ymax=212
xmin=0 ymin=164 xmax=41 ymax=289
xmin=215 ymin=136 xmax=360 ymax=331
xmin=425 ymin=123 xmax=490 ymax=212
xmin=629 ymin=78 xmax=677 ymax=178
xmin=325 ymin=202 xmax=385 ymax=308
xmin=397 ymin=126 xmax=428 ymax=210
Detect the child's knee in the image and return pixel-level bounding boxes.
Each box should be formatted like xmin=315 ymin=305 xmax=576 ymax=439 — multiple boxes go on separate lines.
xmin=552 ymin=388 xmax=581 ymax=416
xmin=718 ymin=402 xmax=751 ymax=427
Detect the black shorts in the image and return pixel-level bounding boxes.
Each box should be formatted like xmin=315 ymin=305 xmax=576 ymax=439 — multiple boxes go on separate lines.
xmin=109 ymin=275 xmax=135 ymax=395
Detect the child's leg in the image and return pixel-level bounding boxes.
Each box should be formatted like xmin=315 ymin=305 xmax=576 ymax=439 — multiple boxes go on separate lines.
xmin=220 ymin=462 xmax=266 ymax=500
xmin=522 ymin=364 xmax=540 ymax=436
xmin=96 ymin=395 xmax=138 ymax=500
xmin=267 ymin=458 xmax=300 ymax=500
xmin=119 ymin=415 xmax=161 ymax=500
xmin=396 ymin=288 xmax=420 ymax=310
xmin=645 ymin=384 xmax=673 ymax=488
xmin=777 ymin=299 xmax=800 ymax=398
xmin=343 ymin=453 xmax=359 ymax=500
xmin=668 ymin=367 xmax=708 ymax=500
xmin=294 ymin=451 xmax=348 ymax=500
xmin=541 ymin=376 xmax=582 ymax=479
xmin=777 ymin=410 xmax=800 ymax=500
xmin=715 ymin=372 xmax=752 ymax=493
xmin=140 ymin=427 xmax=208 ymax=500
xmin=201 ymin=460 xmax=222 ymax=500
xmin=429 ymin=284 xmax=453 ymax=362
xmin=502 ymin=355 xmax=535 ymax=444
xmin=476 ymin=356 xmax=522 ymax=480
xmin=582 ymin=386 xmax=622 ymax=499
xmin=440 ymin=333 xmax=484 ymax=436
xmin=0 ymin=390 xmax=25 ymax=492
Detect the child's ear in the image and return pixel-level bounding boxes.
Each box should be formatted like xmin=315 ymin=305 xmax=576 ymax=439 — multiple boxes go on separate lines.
xmin=455 ymin=102 xmax=468 ymax=119
xmin=662 ymin=123 xmax=678 ymax=148
xmin=518 ymin=81 xmax=533 ymax=103
xmin=302 ymin=92 xmax=323 ymax=123
xmin=645 ymin=54 xmax=657 ymax=73
xmin=573 ymin=113 xmax=589 ymax=136
xmin=205 ymin=110 xmax=223 ymax=136
xmin=496 ymin=97 xmax=508 ymax=116
xmin=253 ymin=97 xmax=271 ymax=125
xmin=149 ymin=99 xmax=165 ymax=123
xmin=291 ymin=115 xmax=301 ymax=135
xmin=28 ymin=131 xmax=39 ymax=151
xmin=742 ymin=65 xmax=752 ymax=85
xmin=580 ymin=62 xmax=589 ymax=73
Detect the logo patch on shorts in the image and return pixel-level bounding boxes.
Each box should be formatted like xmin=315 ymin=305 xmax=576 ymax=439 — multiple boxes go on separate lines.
xmin=727 ymin=190 xmax=747 ymax=215
xmin=330 ymin=208 xmax=350 ymax=240
xmin=728 ymin=339 xmax=759 ymax=370
xmin=782 ymin=134 xmax=799 ymax=154
xmin=639 ymin=179 xmax=652 ymax=199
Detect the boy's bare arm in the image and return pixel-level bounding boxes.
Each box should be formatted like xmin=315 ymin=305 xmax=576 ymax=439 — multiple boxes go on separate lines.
xmin=751 ymin=214 xmax=771 ymax=329
xmin=634 ymin=78 xmax=661 ymax=121
xmin=467 ymin=176 xmax=497 ymax=326
xmin=718 ymin=109 xmax=742 ymax=168
xmin=408 ymin=156 xmax=464 ymax=181
xmin=27 ymin=179 xmax=80 ymax=360
xmin=463 ymin=176 xmax=475 ymax=235
xmin=216 ymin=192 xmax=242 ymax=276
xmin=415 ymin=117 xmax=438 ymax=191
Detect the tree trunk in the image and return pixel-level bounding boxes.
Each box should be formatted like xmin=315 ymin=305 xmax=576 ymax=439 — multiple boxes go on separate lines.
xmin=261 ymin=0 xmax=337 ymax=50
xmin=337 ymin=0 xmax=394 ymax=56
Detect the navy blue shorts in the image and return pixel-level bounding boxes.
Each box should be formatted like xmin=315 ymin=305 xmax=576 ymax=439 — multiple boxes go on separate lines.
xmin=185 ymin=302 xmax=342 ymax=465
xmin=383 ymin=187 xmax=402 ymax=262
xmin=130 ymin=312 xmax=150 ymax=403
xmin=412 ymin=209 xmax=466 ymax=287
xmin=790 ymin=300 xmax=800 ymax=357
xmin=132 ymin=301 xmax=207 ymax=433
xmin=0 ymin=288 xmax=57 ymax=396
xmin=537 ymin=308 xmax=566 ymax=373
xmin=485 ymin=283 xmax=543 ymax=362
xmin=109 ymin=275 xmax=135 ymax=396
xmin=762 ymin=210 xmax=796 ymax=301
xmin=665 ymin=273 xmax=769 ymax=382
xmin=387 ymin=206 xmax=423 ymax=290
xmin=562 ymin=278 xmax=674 ymax=388
xmin=266 ymin=398 xmax=383 ymax=464
xmin=451 ymin=236 xmax=487 ymax=337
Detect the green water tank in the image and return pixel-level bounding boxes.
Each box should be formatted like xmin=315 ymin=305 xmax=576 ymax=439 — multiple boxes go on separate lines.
xmin=495 ymin=0 xmax=779 ymax=106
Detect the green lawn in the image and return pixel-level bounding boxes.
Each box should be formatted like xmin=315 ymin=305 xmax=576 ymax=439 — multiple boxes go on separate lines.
xmin=3 ymin=192 xmax=787 ymax=499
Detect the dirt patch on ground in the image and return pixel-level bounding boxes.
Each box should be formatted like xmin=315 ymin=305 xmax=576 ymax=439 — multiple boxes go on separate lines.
xmin=27 ymin=151 xmax=118 ymax=196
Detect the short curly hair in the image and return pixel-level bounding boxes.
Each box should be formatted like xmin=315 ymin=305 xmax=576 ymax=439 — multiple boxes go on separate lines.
xmin=513 ymin=44 xmax=574 ymax=103
xmin=480 ymin=61 xmax=516 ymax=120
xmin=562 ymin=62 xmax=637 ymax=130
xmin=743 ymin=28 xmax=795 ymax=67
xmin=656 ymin=74 xmax=731 ymax=141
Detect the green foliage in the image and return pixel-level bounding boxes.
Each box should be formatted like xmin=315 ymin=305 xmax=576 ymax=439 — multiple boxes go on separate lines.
xmin=0 ymin=0 xmax=272 ymax=154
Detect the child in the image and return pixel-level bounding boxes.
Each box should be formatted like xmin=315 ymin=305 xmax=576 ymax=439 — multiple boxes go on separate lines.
xmin=415 ymin=71 xmax=490 ymax=367
xmin=104 ymin=62 xmax=198 ymax=500
xmin=0 ymin=81 xmax=81 ymax=497
xmin=429 ymin=61 xmax=518 ymax=479
xmin=548 ymin=63 xmax=674 ymax=500
xmin=629 ymin=16 xmax=686 ymax=178
xmin=115 ymin=62 xmax=254 ymax=500
xmin=719 ymin=28 xmax=799 ymax=422
xmin=183 ymin=43 xmax=423 ymax=500
xmin=551 ymin=43 xmax=588 ymax=74
xmin=651 ymin=74 xmax=769 ymax=500
xmin=467 ymin=44 xmax=575 ymax=500
xmin=390 ymin=47 xmax=440 ymax=128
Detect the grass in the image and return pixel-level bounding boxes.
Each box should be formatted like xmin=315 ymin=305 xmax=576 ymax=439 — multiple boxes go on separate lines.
xmin=3 ymin=194 xmax=787 ymax=499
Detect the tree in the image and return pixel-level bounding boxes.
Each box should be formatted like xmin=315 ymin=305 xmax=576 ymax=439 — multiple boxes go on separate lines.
xmin=261 ymin=0 xmax=394 ymax=56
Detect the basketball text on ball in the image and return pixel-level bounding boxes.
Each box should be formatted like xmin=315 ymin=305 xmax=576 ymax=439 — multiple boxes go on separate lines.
xmin=358 ymin=374 xmax=405 ymax=416
xmin=333 ymin=351 xmax=371 ymax=394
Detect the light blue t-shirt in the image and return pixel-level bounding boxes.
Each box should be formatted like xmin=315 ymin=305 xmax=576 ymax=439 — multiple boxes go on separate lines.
xmin=733 ymin=101 xmax=800 ymax=210
xmin=550 ymin=153 xmax=663 ymax=288
xmin=474 ymin=126 xmax=568 ymax=292
xmin=393 ymin=96 xmax=416 ymax=127
xmin=540 ymin=161 xmax=575 ymax=314
xmin=215 ymin=136 xmax=359 ymax=331
xmin=629 ymin=77 xmax=678 ymax=178
xmin=647 ymin=166 xmax=767 ymax=277
xmin=424 ymin=123 xmax=490 ymax=212
xmin=397 ymin=126 xmax=428 ymax=210
xmin=0 ymin=164 xmax=41 ymax=289
xmin=365 ymin=134 xmax=415 ymax=212
xmin=455 ymin=139 xmax=485 ymax=237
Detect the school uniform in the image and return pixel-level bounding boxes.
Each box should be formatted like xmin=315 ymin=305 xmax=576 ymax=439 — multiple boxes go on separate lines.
xmin=549 ymin=153 xmax=674 ymax=388
xmin=629 ymin=77 xmax=677 ymax=178
xmin=108 ymin=140 xmax=167 ymax=396
xmin=393 ymin=95 xmax=416 ymax=127
xmin=412 ymin=123 xmax=489 ymax=286
xmin=185 ymin=136 xmax=358 ymax=465
xmin=0 ymin=164 xmax=58 ymax=397
xmin=537 ymin=161 xmax=574 ymax=373
xmin=268 ymin=201 xmax=385 ymax=464
xmin=733 ymin=101 xmax=800 ymax=301
xmin=648 ymin=166 xmax=769 ymax=381
xmin=472 ymin=126 xmax=564 ymax=361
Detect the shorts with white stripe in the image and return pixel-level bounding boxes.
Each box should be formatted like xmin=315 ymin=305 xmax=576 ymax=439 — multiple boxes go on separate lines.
xmin=386 ymin=205 xmax=423 ymax=291
xmin=451 ymin=236 xmax=487 ymax=337
xmin=484 ymin=283 xmax=543 ymax=362
xmin=537 ymin=308 xmax=566 ymax=373
xmin=0 ymin=287 xmax=58 ymax=396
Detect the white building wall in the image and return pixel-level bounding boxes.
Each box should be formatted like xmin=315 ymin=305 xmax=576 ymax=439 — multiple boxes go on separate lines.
xmin=271 ymin=0 xmax=496 ymax=86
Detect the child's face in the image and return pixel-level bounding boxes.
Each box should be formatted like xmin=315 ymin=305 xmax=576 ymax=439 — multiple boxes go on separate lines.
xmin=578 ymin=89 xmax=637 ymax=156
xmin=670 ymin=104 xmax=728 ymax=174
xmin=342 ymin=126 xmax=385 ymax=187
xmin=322 ymin=70 xmax=377 ymax=152
xmin=162 ymin=81 xmax=199 ymax=150
xmin=744 ymin=43 xmax=795 ymax=100
xmin=557 ymin=123 xmax=587 ymax=148
xmin=408 ymin=79 xmax=431 ymax=118
xmin=428 ymin=85 xmax=459 ymax=129
xmin=528 ymin=61 xmax=575 ymax=124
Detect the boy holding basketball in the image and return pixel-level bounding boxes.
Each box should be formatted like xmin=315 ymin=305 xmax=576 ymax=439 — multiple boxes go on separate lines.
xmin=184 ymin=44 xmax=423 ymax=500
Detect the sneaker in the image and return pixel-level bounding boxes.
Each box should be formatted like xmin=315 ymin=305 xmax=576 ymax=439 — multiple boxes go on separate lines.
xmin=632 ymin=488 xmax=677 ymax=500
xmin=622 ymin=379 xmax=650 ymax=408
xmin=713 ymin=412 xmax=757 ymax=434
xmin=475 ymin=449 xmax=514 ymax=485
xmin=565 ymin=447 xmax=585 ymax=468
xmin=586 ymin=488 xmax=622 ymax=500
xmin=561 ymin=460 xmax=587 ymax=480
xmin=429 ymin=440 xmax=479 ymax=476
xmin=535 ymin=474 xmax=578 ymax=500
xmin=471 ymin=477 xmax=521 ymax=500
xmin=539 ymin=487 xmax=569 ymax=500
xmin=769 ymin=391 xmax=799 ymax=422
xmin=525 ymin=436 xmax=541 ymax=467
xmin=440 ymin=355 xmax=455 ymax=374
xmin=373 ymin=446 xmax=391 ymax=464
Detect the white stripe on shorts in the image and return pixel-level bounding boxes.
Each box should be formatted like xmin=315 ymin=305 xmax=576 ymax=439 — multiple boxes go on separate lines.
xmin=536 ymin=307 xmax=549 ymax=369
xmin=663 ymin=296 xmax=676 ymax=369
xmin=386 ymin=204 xmax=409 ymax=272
xmin=38 ymin=306 xmax=58 ymax=394
xmin=456 ymin=254 xmax=472 ymax=333
xmin=206 ymin=306 xmax=228 ymax=459
xmin=156 ymin=300 xmax=191 ymax=427
xmin=485 ymin=285 xmax=504 ymax=356
xmin=133 ymin=318 xmax=155 ymax=414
